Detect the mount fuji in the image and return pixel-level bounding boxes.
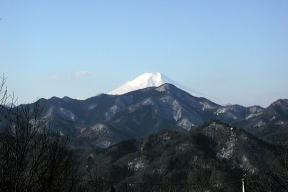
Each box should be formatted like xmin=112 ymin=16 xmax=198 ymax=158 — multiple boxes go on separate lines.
xmin=108 ymin=72 xmax=198 ymax=96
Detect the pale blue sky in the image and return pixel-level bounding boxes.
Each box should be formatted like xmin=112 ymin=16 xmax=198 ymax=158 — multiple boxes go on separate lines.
xmin=0 ymin=0 xmax=287 ymax=106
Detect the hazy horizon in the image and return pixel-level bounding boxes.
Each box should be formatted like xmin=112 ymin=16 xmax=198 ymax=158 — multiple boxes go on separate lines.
xmin=1 ymin=0 xmax=287 ymax=107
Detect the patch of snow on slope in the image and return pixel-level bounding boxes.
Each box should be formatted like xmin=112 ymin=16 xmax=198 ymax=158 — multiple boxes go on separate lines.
xmin=172 ymin=100 xmax=182 ymax=121
xmin=44 ymin=107 xmax=54 ymax=118
xmin=89 ymin=104 xmax=98 ymax=110
xmin=141 ymin=98 xmax=154 ymax=106
xmin=97 ymin=141 xmax=111 ymax=148
xmin=91 ymin=123 xmax=107 ymax=132
xmin=178 ymin=143 xmax=191 ymax=152
xmin=217 ymin=131 xmax=237 ymax=159
xmin=216 ymin=108 xmax=228 ymax=115
xmin=105 ymin=105 xmax=120 ymax=120
xmin=178 ymin=118 xmax=195 ymax=131
xmin=240 ymin=155 xmax=256 ymax=173
xmin=255 ymin=120 xmax=266 ymax=127
xmin=276 ymin=121 xmax=285 ymax=125
xmin=128 ymin=158 xmax=145 ymax=171
xmin=59 ymin=107 xmax=76 ymax=121
xmin=161 ymin=132 xmax=171 ymax=141
xmin=245 ymin=112 xmax=262 ymax=120
xmin=201 ymin=101 xmax=216 ymax=110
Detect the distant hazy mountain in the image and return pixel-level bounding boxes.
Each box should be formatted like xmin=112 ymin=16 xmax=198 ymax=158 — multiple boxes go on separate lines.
xmin=81 ymin=121 xmax=283 ymax=191
xmin=109 ymin=72 xmax=170 ymax=95
xmin=108 ymin=72 xmax=198 ymax=96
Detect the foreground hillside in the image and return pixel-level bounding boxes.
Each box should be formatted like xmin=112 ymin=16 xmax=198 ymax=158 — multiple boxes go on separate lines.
xmin=78 ymin=121 xmax=286 ymax=192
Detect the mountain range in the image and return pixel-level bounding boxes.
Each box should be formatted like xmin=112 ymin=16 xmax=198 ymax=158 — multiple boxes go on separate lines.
xmin=17 ymin=72 xmax=287 ymax=148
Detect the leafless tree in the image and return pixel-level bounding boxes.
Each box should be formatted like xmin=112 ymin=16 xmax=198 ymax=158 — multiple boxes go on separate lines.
xmin=0 ymin=75 xmax=78 ymax=192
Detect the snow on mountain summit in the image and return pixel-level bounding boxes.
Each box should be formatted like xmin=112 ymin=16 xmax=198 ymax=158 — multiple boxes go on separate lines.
xmin=109 ymin=72 xmax=177 ymax=95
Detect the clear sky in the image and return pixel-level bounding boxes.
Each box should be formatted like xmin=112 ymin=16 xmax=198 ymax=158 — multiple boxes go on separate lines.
xmin=0 ymin=0 xmax=287 ymax=107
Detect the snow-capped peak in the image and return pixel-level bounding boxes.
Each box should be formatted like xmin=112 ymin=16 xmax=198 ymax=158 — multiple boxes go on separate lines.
xmin=109 ymin=72 xmax=176 ymax=95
